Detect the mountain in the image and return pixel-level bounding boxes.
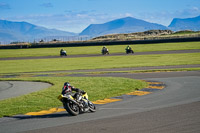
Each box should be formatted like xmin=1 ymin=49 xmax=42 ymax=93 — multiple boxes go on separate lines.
xmin=168 ymin=15 xmax=200 ymax=31
xmin=0 ymin=20 xmax=76 ymax=44
xmin=2 ymin=16 xmax=200 ymax=44
xmin=79 ymin=17 xmax=168 ymax=37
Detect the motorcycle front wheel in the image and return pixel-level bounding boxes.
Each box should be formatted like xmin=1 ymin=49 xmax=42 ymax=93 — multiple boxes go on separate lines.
xmin=88 ymin=101 xmax=96 ymax=112
xmin=64 ymin=102 xmax=80 ymax=116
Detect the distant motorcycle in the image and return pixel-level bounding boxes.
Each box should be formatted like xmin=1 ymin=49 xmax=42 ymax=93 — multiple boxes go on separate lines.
xmin=60 ymin=50 xmax=67 ymax=56
xmin=126 ymin=49 xmax=134 ymax=54
xmin=102 ymin=48 xmax=109 ymax=55
xmin=58 ymin=92 xmax=96 ymax=116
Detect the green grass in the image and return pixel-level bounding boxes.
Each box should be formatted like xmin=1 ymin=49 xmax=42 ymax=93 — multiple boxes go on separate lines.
xmin=172 ymin=31 xmax=200 ymax=35
xmin=0 ymin=53 xmax=199 ymax=74
xmin=0 ymin=41 xmax=199 ymax=58
xmin=0 ymin=77 xmax=147 ymax=117
xmin=86 ymin=67 xmax=200 ymax=75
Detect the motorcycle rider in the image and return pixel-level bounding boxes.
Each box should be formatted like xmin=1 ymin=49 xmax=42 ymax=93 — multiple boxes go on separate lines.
xmin=62 ymin=82 xmax=85 ymax=100
xmin=60 ymin=49 xmax=67 ymax=56
xmin=61 ymin=82 xmax=89 ymax=112
xmin=125 ymin=45 xmax=133 ymax=53
xmin=102 ymin=46 xmax=109 ymax=54
xmin=125 ymin=45 xmax=131 ymax=51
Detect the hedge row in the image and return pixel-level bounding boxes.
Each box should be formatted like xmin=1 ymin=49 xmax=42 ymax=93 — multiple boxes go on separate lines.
xmin=0 ymin=37 xmax=200 ymax=49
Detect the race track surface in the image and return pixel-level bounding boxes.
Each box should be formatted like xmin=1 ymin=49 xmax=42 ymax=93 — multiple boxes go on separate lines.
xmin=0 ymin=81 xmax=52 ymax=100
xmin=22 ymin=101 xmax=200 ymax=133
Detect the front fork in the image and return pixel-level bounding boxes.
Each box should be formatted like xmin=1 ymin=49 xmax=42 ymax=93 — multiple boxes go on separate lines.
xmin=80 ymin=99 xmax=89 ymax=112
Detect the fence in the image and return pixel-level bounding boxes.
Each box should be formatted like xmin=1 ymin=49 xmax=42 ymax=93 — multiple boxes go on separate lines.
xmin=0 ymin=36 xmax=200 ymax=49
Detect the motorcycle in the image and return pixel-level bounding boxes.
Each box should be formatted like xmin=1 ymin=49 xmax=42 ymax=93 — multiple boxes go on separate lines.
xmin=58 ymin=92 xmax=96 ymax=116
xmin=102 ymin=49 xmax=109 ymax=55
xmin=60 ymin=50 xmax=67 ymax=56
xmin=126 ymin=49 xmax=134 ymax=54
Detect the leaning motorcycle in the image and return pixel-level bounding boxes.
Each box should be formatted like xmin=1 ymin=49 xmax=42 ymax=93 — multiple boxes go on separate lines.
xmin=58 ymin=92 xmax=96 ymax=116
xmin=126 ymin=49 xmax=134 ymax=54
xmin=60 ymin=51 xmax=67 ymax=56
xmin=102 ymin=49 xmax=109 ymax=55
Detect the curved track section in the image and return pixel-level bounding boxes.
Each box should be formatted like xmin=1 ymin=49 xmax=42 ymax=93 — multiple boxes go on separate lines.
xmin=0 ymin=72 xmax=199 ymax=133
xmin=0 ymin=81 xmax=52 ymax=100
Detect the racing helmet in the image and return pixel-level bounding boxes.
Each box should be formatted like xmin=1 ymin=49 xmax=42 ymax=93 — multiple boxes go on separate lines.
xmin=64 ymin=82 xmax=70 ymax=86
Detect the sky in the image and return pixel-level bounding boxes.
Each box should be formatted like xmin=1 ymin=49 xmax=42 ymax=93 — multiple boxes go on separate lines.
xmin=0 ymin=0 xmax=200 ymax=33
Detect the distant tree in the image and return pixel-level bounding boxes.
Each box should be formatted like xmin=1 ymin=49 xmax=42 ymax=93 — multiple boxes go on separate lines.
xmin=39 ymin=39 xmax=44 ymax=43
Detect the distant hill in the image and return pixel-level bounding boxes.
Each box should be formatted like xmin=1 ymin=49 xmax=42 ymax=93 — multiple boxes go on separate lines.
xmin=91 ymin=30 xmax=174 ymax=41
xmin=168 ymin=15 xmax=200 ymax=31
xmin=79 ymin=17 xmax=168 ymax=37
xmin=0 ymin=20 xmax=76 ymax=44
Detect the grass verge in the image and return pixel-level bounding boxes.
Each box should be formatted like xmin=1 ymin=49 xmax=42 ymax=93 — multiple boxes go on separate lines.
xmin=0 ymin=41 xmax=199 ymax=58
xmin=0 ymin=76 xmax=147 ymax=117
xmin=0 ymin=67 xmax=197 ymax=78
xmin=86 ymin=67 xmax=200 ymax=75
xmin=0 ymin=53 xmax=200 ymax=74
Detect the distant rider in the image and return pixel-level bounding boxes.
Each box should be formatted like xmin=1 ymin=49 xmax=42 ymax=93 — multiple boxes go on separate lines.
xmin=60 ymin=49 xmax=64 ymax=54
xmin=60 ymin=49 xmax=67 ymax=55
xmin=102 ymin=46 xmax=109 ymax=54
xmin=125 ymin=45 xmax=132 ymax=51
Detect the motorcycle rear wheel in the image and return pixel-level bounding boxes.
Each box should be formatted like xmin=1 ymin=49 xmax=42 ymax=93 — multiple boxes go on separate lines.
xmin=64 ymin=102 xmax=79 ymax=116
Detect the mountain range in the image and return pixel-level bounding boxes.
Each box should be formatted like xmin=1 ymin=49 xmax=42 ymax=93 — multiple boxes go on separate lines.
xmin=80 ymin=17 xmax=168 ymax=36
xmin=0 ymin=15 xmax=200 ymax=44
xmin=168 ymin=15 xmax=200 ymax=31
xmin=0 ymin=20 xmax=76 ymax=44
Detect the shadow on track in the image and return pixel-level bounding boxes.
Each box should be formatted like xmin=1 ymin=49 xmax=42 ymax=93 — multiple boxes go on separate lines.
xmin=11 ymin=112 xmax=71 ymax=120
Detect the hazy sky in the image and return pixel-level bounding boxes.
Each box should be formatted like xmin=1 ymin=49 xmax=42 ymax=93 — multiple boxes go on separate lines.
xmin=0 ymin=0 xmax=200 ymax=33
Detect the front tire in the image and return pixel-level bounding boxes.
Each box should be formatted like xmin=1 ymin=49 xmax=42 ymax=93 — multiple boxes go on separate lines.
xmin=88 ymin=101 xmax=96 ymax=112
xmin=64 ymin=102 xmax=79 ymax=116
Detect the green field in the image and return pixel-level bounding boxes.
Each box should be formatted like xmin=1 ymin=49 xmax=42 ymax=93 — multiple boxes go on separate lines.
xmin=0 ymin=53 xmax=199 ymax=74
xmin=0 ymin=41 xmax=199 ymax=117
xmin=0 ymin=77 xmax=147 ymax=117
xmin=0 ymin=41 xmax=200 ymax=58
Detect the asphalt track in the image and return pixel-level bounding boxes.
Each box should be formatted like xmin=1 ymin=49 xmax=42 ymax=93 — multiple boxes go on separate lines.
xmin=0 ymin=81 xmax=52 ymax=100
xmin=0 ymin=49 xmax=200 ymax=60
xmin=0 ymin=50 xmax=200 ymax=133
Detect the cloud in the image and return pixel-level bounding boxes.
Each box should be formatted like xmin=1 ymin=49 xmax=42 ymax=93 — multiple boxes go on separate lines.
xmin=175 ymin=7 xmax=200 ymax=18
xmin=136 ymin=7 xmax=200 ymax=26
xmin=124 ymin=13 xmax=133 ymax=17
xmin=0 ymin=2 xmax=11 ymax=10
xmin=40 ymin=3 xmax=53 ymax=8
